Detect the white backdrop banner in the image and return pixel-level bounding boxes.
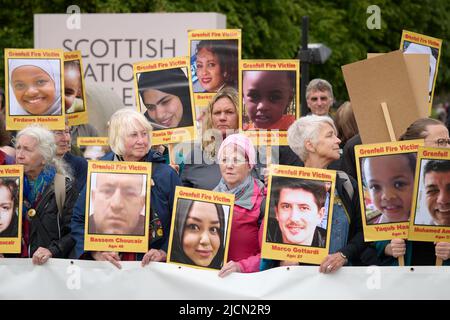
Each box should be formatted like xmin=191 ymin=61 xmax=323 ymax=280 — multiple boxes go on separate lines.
xmin=34 ymin=13 xmax=226 ymax=106
xmin=0 ymin=259 xmax=449 ymax=300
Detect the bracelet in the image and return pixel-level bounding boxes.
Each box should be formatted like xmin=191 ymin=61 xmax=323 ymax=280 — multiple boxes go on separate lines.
xmin=339 ymin=252 xmax=348 ymax=262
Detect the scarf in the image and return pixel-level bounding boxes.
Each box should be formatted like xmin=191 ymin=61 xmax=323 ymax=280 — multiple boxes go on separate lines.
xmin=214 ymin=175 xmax=263 ymax=210
xmin=21 ymin=165 xmax=56 ymax=258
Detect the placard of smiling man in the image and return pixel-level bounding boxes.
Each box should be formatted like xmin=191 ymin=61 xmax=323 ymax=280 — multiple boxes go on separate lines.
xmin=268 ymin=177 xmax=327 ymax=248
xmin=88 ymin=172 xmax=146 ymax=236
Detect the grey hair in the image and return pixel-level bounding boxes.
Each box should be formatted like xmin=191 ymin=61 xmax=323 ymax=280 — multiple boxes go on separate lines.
xmin=15 ymin=125 xmax=72 ymax=178
xmin=108 ymin=107 xmax=153 ymax=156
xmin=287 ymin=115 xmax=337 ymax=162
xmin=306 ymin=78 xmax=334 ymax=100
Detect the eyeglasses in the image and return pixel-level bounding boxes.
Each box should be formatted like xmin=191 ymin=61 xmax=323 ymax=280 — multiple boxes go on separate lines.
xmin=427 ymin=138 xmax=450 ymax=147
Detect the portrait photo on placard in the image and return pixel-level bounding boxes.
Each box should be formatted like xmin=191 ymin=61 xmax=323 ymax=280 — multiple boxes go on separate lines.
xmin=265 ymin=176 xmax=330 ymax=249
xmin=137 ymin=67 xmax=194 ymax=131
xmin=360 ymin=153 xmax=417 ymax=225
xmin=413 ymin=159 xmax=450 ymax=226
xmin=64 ymin=59 xmax=85 ymax=114
xmin=0 ymin=177 xmax=20 ymax=238
xmin=190 ymin=39 xmax=239 ymax=93
xmin=87 ymin=172 xmax=147 ymax=236
xmin=8 ymin=58 xmax=62 ymax=116
xmin=169 ymin=198 xmax=231 ymax=270
xmin=242 ymin=70 xmax=297 ymax=131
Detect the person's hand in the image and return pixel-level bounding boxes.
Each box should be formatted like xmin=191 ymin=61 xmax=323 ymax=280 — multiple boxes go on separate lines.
xmin=385 ymin=239 xmax=406 ymax=258
xmin=32 ymin=247 xmax=53 ymax=265
xmin=141 ymin=249 xmax=167 ymax=266
xmin=319 ymin=252 xmax=347 ymax=274
xmin=0 ymin=253 xmax=4 ymax=258
xmin=196 ymin=109 xmax=207 ymax=123
xmin=169 ymin=164 xmax=180 ymax=175
xmin=91 ymin=251 xmax=122 ymax=269
xmin=279 ymin=260 xmax=299 ymax=267
xmin=218 ymin=261 xmax=241 ymax=278
xmin=435 ymin=242 xmax=450 ymax=261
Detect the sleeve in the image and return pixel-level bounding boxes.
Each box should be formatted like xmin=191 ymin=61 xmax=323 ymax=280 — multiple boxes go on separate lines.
xmin=237 ymin=223 xmax=263 ymax=273
xmin=70 ymin=185 xmax=87 ymax=258
xmin=48 ymin=181 xmax=79 ymax=258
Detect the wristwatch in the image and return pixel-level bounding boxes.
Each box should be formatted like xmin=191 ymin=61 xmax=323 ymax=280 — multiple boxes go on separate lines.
xmin=339 ymin=252 xmax=348 ymax=263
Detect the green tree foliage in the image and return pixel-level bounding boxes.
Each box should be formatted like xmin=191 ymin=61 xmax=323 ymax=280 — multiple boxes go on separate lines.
xmin=1 ymin=0 xmax=448 ymax=108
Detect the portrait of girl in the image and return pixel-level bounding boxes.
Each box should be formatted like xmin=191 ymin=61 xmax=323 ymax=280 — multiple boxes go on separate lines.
xmin=361 ymin=153 xmax=416 ymax=224
xmin=170 ymin=198 xmax=227 ymax=270
xmin=191 ymin=40 xmax=238 ymax=93
xmin=242 ymin=70 xmax=296 ymax=131
xmin=0 ymin=178 xmax=19 ymax=238
xmin=8 ymin=59 xmax=62 ymax=116
xmin=64 ymin=60 xmax=85 ymax=114
xmin=138 ymin=68 xmax=194 ymax=131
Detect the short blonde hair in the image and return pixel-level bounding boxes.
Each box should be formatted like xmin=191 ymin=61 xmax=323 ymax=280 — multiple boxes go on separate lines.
xmin=108 ymin=108 xmax=152 ymax=156
xmin=287 ymin=115 xmax=337 ymax=162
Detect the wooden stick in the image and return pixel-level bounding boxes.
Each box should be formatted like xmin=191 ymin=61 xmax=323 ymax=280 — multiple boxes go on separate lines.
xmin=398 ymin=255 xmax=405 ymax=266
xmin=436 ymin=258 xmax=443 ymax=266
xmin=266 ymin=145 xmax=272 ymax=166
xmin=168 ymin=144 xmax=175 ymax=165
xmin=381 ymin=102 xmax=396 ymax=142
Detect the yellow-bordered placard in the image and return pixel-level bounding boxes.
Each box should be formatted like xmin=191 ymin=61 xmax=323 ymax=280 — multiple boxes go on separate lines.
xmin=167 ymin=186 xmax=234 ymax=271
xmin=400 ymin=30 xmax=442 ymax=114
xmin=261 ymin=164 xmax=335 ymax=264
xmin=64 ymin=51 xmax=88 ymax=126
xmin=84 ymin=161 xmax=152 ymax=253
xmin=4 ymin=48 xmax=65 ymax=130
xmin=188 ymin=29 xmax=241 ymax=115
xmin=0 ymin=165 xmax=23 ymax=253
xmin=240 ymin=59 xmax=300 ymax=146
xmin=133 ymin=57 xmax=196 ymax=145
xmin=77 ymin=136 xmax=109 ymax=148
xmin=408 ymin=147 xmax=450 ymax=242
xmin=355 ymin=140 xmax=422 ymax=241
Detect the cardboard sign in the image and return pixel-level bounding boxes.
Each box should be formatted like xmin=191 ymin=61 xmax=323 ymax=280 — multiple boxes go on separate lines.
xmin=133 ymin=57 xmax=196 ymax=145
xmin=408 ymin=147 xmax=450 ymax=242
xmin=4 ymin=48 xmax=65 ymax=130
xmin=84 ymin=161 xmax=152 ymax=253
xmin=367 ymin=53 xmax=429 ymax=118
xmin=400 ymin=30 xmax=442 ymax=113
xmin=0 ymin=166 xmax=23 ymax=253
xmin=64 ymin=51 xmax=88 ymax=126
xmin=355 ymin=140 xmax=422 ymax=241
xmin=342 ymin=50 xmax=422 ymax=144
xmin=188 ymin=29 xmax=241 ymax=114
xmin=240 ymin=60 xmax=300 ymax=146
xmin=261 ymin=165 xmax=335 ymax=264
xmin=167 ymin=186 xmax=234 ymax=271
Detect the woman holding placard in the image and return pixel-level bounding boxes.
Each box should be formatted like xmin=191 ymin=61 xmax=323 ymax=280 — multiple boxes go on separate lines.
xmin=376 ymin=117 xmax=450 ymax=265
xmin=213 ymin=134 xmax=266 ymax=277
xmin=12 ymin=125 xmax=77 ymax=263
xmin=261 ymin=115 xmax=377 ymax=273
xmin=71 ymin=108 xmax=181 ymax=268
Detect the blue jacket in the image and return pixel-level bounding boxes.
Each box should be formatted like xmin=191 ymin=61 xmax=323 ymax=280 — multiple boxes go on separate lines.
xmin=63 ymin=152 xmax=88 ymax=194
xmin=70 ymin=150 xmax=181 ymax=259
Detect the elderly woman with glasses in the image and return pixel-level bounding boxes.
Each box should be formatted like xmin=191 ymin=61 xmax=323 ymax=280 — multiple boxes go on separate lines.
xmin=71 ymin=108 xmax=181 ymax=268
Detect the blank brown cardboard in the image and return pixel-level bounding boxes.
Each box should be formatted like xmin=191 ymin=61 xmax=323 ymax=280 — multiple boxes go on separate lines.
xmin=342 ymin=50 xmax=422 ymax=144
xmin=368 ymin=53 xmax=429 ymax=118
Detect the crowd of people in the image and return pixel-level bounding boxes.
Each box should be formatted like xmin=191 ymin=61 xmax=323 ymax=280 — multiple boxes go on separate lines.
xmin=0 ymin=68 xmax=449 ymax=277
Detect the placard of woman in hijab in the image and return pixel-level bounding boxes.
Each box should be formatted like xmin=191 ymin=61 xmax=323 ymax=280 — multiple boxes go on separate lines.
xmin=355 ymin=140 xmax=422 ymax=241
xmin=4 ymin=49 xmax=65 ymax=130
xmin=133 ymin=57 xmax=196 ymax=145
xmin=0 ymin=165 xmax=23 ymax=254
xmin=64 ymin=51 xmax=88 ymax=126
xmin=167 ymin=186 xmax=234 ymax=271
xmin=188 ymin=29 xmax=241 ymax=109
xmin=261 ymin=165 xmax=335 ymax=265
xmin=400 ymin=30 xmax=442 ymax=114
xmin=240 ymin=60 xmax=300 ymax=146
xmin=408 ymin=147 xmax=450 ymax=242
xmin=84 ymin=161 xmax=152 ymax=253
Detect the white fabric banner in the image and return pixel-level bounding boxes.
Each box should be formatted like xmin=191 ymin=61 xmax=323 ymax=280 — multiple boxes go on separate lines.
xmin=0 ymin=259 xmax=449 ymax=300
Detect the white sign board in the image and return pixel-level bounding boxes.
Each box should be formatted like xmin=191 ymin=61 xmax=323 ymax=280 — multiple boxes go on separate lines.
xmin=34 ymin=13 xmax=226 ymax=106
